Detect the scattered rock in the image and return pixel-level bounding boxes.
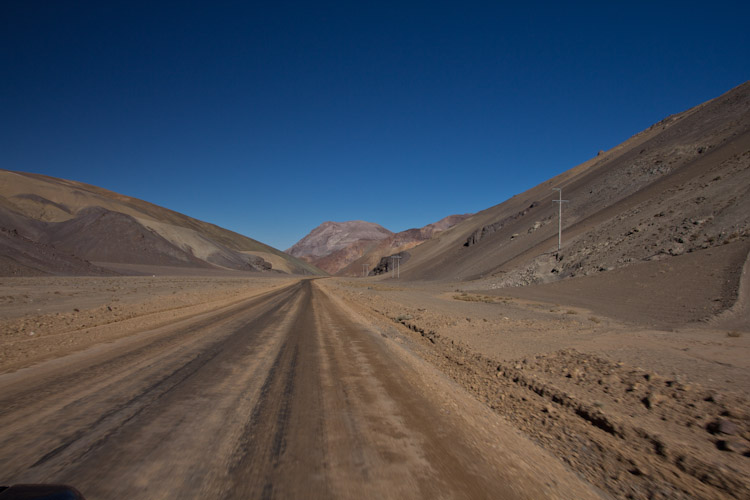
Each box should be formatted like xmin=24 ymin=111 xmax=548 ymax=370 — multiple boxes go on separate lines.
xmin=626 ymin=382 xmax=642 ymax=392
xmin=704 ymin=393 xmax=719 ymax=403
xmin=706 ymin=418 xmax=739 ymax=436
xmin=599 ymin=374 xmax=620 ymax=386
xmin=643 ymin=392 xmax=667 ymax=409
xmin=715 ymin=438 xmax=749 ymax=453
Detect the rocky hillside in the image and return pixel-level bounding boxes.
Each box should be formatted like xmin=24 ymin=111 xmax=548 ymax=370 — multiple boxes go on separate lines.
xmin=391 ymin=81 xmax=750 ymax=289
xmin=286 ymin=220 xmax=393 ymax=265
xmin=0 ymin=170 xmax=323 ymax=276
xmin=288 ymin=215 xmax=471 ymax=275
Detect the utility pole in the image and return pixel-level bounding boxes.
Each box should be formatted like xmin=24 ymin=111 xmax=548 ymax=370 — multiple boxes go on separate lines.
xmin=390 ymin=255 xmax=402 ymax=279
xmin=552 ymin=187 xmax=569 ymax=260
xmin=362 ymin=264 xmax=367 ymax=277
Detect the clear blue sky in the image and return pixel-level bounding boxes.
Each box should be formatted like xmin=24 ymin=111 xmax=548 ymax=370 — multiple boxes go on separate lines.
xmin=2 ymin=1 xmax=748 ymax=250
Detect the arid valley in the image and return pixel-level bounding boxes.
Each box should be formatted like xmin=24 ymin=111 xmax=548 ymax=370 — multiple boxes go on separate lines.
xmin=1 ymin=75 xmax=749 ymax=500
xmin=1 ymin=254 xmax=749 ymax=499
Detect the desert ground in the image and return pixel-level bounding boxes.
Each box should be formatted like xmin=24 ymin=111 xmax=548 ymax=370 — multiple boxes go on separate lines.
xmin=1 ymin=261 xmax=748 ymax=499
xmin=1 ymin=272 xmax=605 ymax=500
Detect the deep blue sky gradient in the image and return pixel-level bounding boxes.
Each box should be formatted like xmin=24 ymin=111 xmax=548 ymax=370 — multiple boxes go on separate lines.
xmin=2 ymin=1 xmax=748 ymax=249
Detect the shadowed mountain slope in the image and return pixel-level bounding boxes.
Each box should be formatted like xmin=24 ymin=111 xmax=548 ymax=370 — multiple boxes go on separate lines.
xmin=0 ymin=170 xmax=324 ymax=276
xmin=0 ymin=224 xmax=113 ymax=277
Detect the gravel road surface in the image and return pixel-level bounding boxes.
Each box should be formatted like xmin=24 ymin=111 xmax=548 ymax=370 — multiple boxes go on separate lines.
xmin=0 ymin=279 xmax=601 ymax=499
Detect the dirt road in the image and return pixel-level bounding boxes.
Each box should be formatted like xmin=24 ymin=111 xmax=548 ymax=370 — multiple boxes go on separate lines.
xmin=0 ymin=279 xmax=600 ymax=499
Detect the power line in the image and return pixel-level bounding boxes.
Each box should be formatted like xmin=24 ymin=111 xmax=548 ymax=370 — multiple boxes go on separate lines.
xmin=552 ymin=187 xmax=569 ymax=261
xmin=390 ymin=255 xmax=402 ymax=279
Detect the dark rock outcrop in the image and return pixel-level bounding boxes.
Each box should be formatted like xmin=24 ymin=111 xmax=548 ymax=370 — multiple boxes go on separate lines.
xmin=371 ymin=251 xmax=410 ymax=276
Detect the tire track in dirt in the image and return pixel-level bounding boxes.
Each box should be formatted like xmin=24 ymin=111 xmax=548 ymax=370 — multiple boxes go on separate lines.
xmin=0 ymin=281 xmax=305 ymax=497
xmin=228 ymin=280 xmax=330 ymax=499
xmin=0 ymin=278 xmax=603 ymax=499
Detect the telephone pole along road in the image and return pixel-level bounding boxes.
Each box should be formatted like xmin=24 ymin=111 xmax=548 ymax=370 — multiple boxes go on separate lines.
xmin=0 ymin=279 xmax=601 ymax=499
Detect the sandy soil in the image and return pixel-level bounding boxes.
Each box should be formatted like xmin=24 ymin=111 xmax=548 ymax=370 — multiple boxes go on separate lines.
xmin=2 ymin=269 xmax=748 ymax=499
xmin=0 ymin=276 xmax=603 ymax=499
xmin=0 ymin=274 xmax=297 ymax=371
xmin=322 ymin=273 xmax=750 ymax=500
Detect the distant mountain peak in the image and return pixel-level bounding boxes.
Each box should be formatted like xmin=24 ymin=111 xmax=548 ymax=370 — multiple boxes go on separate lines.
xmin=286 ymin=220 xmax=393 ymax=259
xmin=286 ymin=215 xmax=472 ymax=275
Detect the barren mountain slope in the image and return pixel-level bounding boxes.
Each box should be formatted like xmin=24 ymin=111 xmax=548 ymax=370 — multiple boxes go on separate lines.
xmin=289 ymin=215 xmax=471 ymax=275
xmin=0 ymin=226 xmax=114 ymax=277
xmin=287 ymin=220 xmax=392 ymax=258
xmin=335 ymin=214 xmax=474 ymax=277
xmin=0 ymin=170 xmax=323 ymax=276
xmin=396 ymin=81 xmax=750 ymax=291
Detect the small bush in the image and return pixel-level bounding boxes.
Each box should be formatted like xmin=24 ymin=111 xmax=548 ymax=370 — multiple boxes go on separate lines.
xmin=453 ymin=294 xmax=496 ymax=303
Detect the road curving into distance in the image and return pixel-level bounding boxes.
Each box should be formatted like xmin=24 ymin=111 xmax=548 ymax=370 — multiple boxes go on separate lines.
xmin=0 ymin=279 xmax=602 ymax=499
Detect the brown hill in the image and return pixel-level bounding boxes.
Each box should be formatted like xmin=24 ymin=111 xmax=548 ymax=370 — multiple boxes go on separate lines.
xmin=386 ymin=81 xmax=750 ymax=321
xmin=288 ymin=215 xmax=471 ymax=275
xmin=0 ymin=225 xmax=113 ymax=277
xmin=0 ymin=170 xmax=324 ymax=276
xmin=286 ymin=220 xmax=393 ymax=268
xmin=336 ymin=214 xmax=473 ymax=277
xmin=42 ymin=206 xmax=212 ymax=268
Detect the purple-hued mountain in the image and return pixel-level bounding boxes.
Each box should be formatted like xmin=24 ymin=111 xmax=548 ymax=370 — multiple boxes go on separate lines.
xmin=287 ymin=215 xmax=472 ymax=275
